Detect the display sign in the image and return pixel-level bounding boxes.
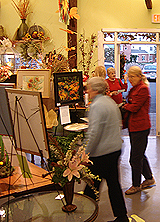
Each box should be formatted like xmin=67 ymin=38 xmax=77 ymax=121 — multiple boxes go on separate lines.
xmin=152 ymin=14 xmax=160 ymax=23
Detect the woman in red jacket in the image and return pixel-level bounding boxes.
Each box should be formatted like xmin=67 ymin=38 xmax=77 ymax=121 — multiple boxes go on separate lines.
xmin=123 ymin=66 xmax=155 ymax=195
xmin=106 ymin=67 xmax=128 ymax=104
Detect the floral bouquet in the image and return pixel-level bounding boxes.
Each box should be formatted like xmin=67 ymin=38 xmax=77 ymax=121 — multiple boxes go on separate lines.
xmin=43 ymin=50 xmax=70 ymax=75
xmin=0 ymin=66 xmax=13 ymax=82
xmin=0 ymin=136 xmax=14 ymax=178
xmin=48 ymin=133 xmax=100 ymax=199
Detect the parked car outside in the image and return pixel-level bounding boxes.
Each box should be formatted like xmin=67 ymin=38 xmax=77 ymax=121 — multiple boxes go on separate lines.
xmin=142 ymin=64 xmax=157 ymax=81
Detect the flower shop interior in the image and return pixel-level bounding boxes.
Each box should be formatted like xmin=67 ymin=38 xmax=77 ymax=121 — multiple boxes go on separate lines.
xmin=1 ymin=0 xmax=160 ymax=221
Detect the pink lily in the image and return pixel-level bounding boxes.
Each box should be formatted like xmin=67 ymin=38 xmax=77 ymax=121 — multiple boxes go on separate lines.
xmin=63 ymin=160 xmax=84 ymax=181
xmin=81 ymin=150 xmax=93 ymax=164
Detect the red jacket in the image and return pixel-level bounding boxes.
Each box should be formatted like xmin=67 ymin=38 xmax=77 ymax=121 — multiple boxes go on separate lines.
xmin=106 ymin=78 xmax=127 ymax=104
xmin=124 ymin=81 xmax=151 ymax=132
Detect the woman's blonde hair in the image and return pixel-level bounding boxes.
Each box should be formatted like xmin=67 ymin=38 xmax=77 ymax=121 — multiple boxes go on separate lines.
xmin=128 ymin=66 xmax=149 ymax=87
xmin=107 ymin=67 xmax=116 ymax=76
xmin=94 ymin=66 xmax=106 ymax=79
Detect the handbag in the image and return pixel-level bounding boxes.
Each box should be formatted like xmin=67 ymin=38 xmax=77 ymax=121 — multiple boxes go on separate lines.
xmin=118 ymin=98 xmax=127 ymax=119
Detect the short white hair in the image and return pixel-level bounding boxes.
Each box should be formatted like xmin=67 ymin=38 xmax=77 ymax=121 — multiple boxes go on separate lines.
xmin=88 ymin=77 xmax=106 ymax=94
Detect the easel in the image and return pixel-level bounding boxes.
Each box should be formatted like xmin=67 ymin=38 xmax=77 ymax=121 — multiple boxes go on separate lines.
xmin=9 ymin=93 xmax=51 ymax=182
xmin=1 ymin=89 xmax=69 ymax=221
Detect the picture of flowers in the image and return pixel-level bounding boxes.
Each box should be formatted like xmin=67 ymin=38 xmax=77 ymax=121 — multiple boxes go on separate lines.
xmin=58 ymin=76 xmax=80 ymax=101
xmin=23 ymin=75 xmax=44 ymax=92
xmin=17 ymin=69 xmax=51 ymax=98
xmin=54 ymin=71 xmax=83 ymax=106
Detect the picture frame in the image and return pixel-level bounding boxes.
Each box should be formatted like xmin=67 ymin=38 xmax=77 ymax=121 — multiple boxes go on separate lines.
xmin=54 ymin=71 xmax=83 ymax=106
xmin=0 ymin=54 xmax=15 ymax=72
xmin=5 ymin=88 xmax=49 ymax=158
xmin=17 ymin=69 xmax=51 ymax=98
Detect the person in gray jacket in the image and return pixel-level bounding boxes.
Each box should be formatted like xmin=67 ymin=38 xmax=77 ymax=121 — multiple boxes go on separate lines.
xmin=84 ymin=77 xmax=129 ymax=222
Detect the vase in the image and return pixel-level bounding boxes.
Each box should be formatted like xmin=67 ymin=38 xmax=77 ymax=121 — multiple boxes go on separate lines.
xmin=17 ymin=19 xmax=28 ymax=40
xmin=62 ymin=179 xmax=77 ymax=212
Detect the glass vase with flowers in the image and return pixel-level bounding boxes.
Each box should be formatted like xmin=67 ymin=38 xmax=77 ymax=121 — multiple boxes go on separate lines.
xmin=47 ymin=133 xmax=100 ymax=212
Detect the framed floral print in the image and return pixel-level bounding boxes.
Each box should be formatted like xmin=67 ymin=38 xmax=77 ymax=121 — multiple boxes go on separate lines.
xmin=17 ymin=69 xmax=51 ymax=98
xmin=54 ymin=71 xmax=83 ymax=106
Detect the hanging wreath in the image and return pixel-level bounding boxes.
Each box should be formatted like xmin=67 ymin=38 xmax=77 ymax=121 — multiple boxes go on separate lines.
xmin=120 ymin=53 xmax=126 ymax=79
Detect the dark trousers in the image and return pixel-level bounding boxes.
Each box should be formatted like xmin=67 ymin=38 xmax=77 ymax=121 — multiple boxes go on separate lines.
xmin=84 ymin=150 xmax=127 ymax=218
xmin=129 ymin=129 xmax=152 ymax=187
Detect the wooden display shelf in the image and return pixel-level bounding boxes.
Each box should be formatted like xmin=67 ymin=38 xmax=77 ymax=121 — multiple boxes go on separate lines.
xmin=0 ymin=161 xmax=55 ymax=199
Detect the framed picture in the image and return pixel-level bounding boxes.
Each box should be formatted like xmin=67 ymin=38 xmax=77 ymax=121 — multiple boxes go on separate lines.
xmin=5 ymin=88 xmax=49 ymax=158
xmin=17 ymin=69 xmax=51 ymax=98
xmin=54 ymin=71 xmax=83 ymax=106
xmin=1 ymin=54 xmax=15 ymax=71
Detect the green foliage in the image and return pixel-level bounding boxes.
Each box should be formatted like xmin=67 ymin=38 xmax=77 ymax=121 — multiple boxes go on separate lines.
xmin=0 ymin=135 xmax=14 ymax=178
xmin=51 ymin=166 xmax=68 ymax=187
xmin=0 ymin=135 xmax=4 ymax=161
xmin=48 ymin=132 xmax=82 ymax=169
xmin=19 ymin=40 xmax=42 ymax=62
xmin=48 ymin=132 xmax=83 ymax=187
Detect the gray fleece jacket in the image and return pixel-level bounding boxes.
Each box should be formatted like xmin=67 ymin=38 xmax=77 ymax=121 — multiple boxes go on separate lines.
xmin=85 ymin=94 xmax=122 ymax=157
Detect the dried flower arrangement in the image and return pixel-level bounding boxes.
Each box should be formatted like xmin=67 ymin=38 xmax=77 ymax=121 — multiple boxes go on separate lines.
xmin=43 ymin=49 xmax=70 ymax=75
xmin=78 ymin=32 xmax=98 ymax=81
xmin=19 ymin=37 xmax=43 ymax=62
xmin=12 ymin=30 xmax=50 ymax=69
xmin=11 ymin=0 xmax=32 ymax=20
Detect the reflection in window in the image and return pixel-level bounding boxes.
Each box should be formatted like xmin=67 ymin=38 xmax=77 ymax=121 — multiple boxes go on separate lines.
xmin=142 ymin=55 xmax=145 ymax=61
xmin=104 ymin=33 xmax=114 ymax=41
xmin=117 ymin=33 xmax=156 ymax=42
xmin=149 ymin=55 xmax=153 ymax=60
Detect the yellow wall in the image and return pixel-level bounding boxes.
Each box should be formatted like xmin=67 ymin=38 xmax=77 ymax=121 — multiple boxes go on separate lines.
xmin=0 ymin=0 xmax=67 ymax=54
xmin=77 ymin=0 xmax=160 ymax=34
xmin=1 ymin=0 xmax=160 ymax=62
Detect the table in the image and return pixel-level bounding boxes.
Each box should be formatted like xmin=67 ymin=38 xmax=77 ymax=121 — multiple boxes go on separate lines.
xmin=0 ymin=191 xmax=98 ymax=222
xmin=0 ymin=162 xmax=54 ymax=199
xmin=64 ymin=123 xmax=88 ymax=132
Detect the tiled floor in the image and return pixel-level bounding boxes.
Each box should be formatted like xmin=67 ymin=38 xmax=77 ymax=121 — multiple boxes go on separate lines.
xmin=83 ymin=136 xmax=159 ymax=222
